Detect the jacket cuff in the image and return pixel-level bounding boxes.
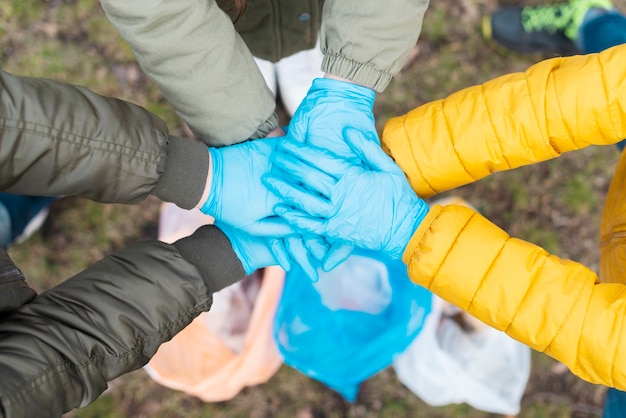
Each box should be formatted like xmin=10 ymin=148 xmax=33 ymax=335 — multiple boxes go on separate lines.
xmin=321 ymin=53 xmax=391 ymax=93
xmin=250 ymin=112 xmax=280 ymax=140
xmin=174 ymin=225 xmax=246 ymax=293
xmin=152 ymin=136 xmax=209 ymax=209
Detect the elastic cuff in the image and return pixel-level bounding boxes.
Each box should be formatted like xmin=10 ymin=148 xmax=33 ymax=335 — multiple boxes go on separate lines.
xmin=250 ymin=112 xmax=280 ymax=140
xmin=321 ymin=53 xmax=392 ymax=93
xmin=174 ymin=225 xmax=246 ymax=293
xmin=152 ymin=136 xmax=209 ymax=209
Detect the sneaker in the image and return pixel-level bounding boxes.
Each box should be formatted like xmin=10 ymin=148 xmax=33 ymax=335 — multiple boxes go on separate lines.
xmin=483 ymin=0 xmax=613 ymax=55
xmin=0 ymin=194 xmax=56 ymax=248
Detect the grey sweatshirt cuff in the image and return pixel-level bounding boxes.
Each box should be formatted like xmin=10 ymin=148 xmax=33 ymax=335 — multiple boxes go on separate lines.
xmin=152 ymin=135 xmax=210 ymax=209
xmin=174 ymin=225 xmax=246 ymax=293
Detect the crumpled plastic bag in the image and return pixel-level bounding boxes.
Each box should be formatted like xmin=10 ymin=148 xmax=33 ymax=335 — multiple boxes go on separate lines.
xmin=392 ymin=296 xmax=531 ymax=415
xmin=273 ymin=247 xmax=433 ymax=401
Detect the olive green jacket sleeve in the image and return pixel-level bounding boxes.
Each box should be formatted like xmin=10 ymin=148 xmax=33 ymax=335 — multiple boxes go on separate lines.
xmin=0 ymin=70 xmax=246 ymax=416
xmin=321 ymin=0 xmax=429 ymax=92
xmin=0 ymin=69 xmax=208 ymax=209
xmin=0 ymin=226 xmax=245 ymax=418
xmin=99 ymin=0 xmax=279 ymax=146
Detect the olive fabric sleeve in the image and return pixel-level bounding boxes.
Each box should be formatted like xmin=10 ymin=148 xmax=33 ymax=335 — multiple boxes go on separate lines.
xmin=0 ymin=69 xmax=208 ymax=209
xmin=100 ymin=0 xmax=279 ymax=145
xmin=0 ymin=225 xmax=245 ymax=417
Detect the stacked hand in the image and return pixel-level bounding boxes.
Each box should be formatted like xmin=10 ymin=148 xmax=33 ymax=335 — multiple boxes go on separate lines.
xmin=264 ymin=128 xmax=430 ymax=264
xmin=286 ymin=77 xmax=379 ymax=160
xmin=199 ymin=138 xmax=323 ymax=278
xmin=204 ymin=78 xmax=429 ymax=278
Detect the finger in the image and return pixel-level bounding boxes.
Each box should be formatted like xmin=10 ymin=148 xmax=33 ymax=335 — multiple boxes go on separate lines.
xmin=285 ymin=116 xmax=308 ymax=144
xmin=275 ymin=139 xmax=353 ymax=179
xmin=270 ymin=238 xmax=292 ymax=271
xmin=285 ymin=236 xmax=319 ymax=282
xmin=274 ymin=205 xmax=328 ymax=236
xmin=322 ymin=241 xmax=354 ymax=271
xmin=248 ymin=216 xmax=296 ymax=237
xmin=270 ymin=151 xmax=337 ymax=198
xmin=264 ymin=176 xmax=332 ymax=217
xmin=344 ymin=128 xmax=400 ymax=173
xmin=305 ymin=236 xmax=330 ymax=262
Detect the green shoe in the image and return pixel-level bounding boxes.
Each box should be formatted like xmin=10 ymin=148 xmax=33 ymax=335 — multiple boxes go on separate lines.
xmin=483 ymin=0 xmax=613 ymax=55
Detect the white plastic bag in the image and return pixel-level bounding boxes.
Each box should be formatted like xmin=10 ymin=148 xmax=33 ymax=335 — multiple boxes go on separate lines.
xmin=392 ymin=296 xmax=530 ymax=415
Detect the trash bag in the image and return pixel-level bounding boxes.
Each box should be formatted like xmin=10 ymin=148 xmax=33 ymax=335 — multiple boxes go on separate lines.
xmin=144 ymin=203 xmax=284 ymax=402
xmin=392 ymin=296 xmax=531 ymax=415
xmin=273 ymin=247 xmax=433 ymax=401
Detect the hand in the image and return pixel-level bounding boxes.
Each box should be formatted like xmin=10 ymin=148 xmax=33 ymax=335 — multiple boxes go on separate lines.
xmin=264 ymin=129 xmax=429 ymax=260
xmin=287 ymin=78 xmax=378 ymax=162
xmin=200 ymin=138 xmax=292 ymax=236
xmin=216 ymin=222 xmax=323 ymax=280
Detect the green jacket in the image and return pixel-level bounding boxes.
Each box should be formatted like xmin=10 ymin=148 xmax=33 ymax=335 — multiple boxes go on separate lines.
xmin=100 ymin=0 xmax=430 ymax=145
xmin=0 ymin=69 xmax=246 ymax=417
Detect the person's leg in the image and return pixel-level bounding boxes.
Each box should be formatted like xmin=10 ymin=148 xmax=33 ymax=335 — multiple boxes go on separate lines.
xmin=0 ymin=194 xmax=56 ymax=248
xmin=579 ymin=10 xmax=626 ymax=52
xmin=482 ymin=0 xmax=621 ymax=55
xmin=603 ymin=388 xmax=626 ymax=417
xmin=275 ymin=40 xmax=324 ymax=117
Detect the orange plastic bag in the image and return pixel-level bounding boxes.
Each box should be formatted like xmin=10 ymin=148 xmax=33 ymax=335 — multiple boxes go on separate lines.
xmin=600 ymin=149 xmax=626 ymax=284
xmin=144 ymin=203 xmax=284 ymax=402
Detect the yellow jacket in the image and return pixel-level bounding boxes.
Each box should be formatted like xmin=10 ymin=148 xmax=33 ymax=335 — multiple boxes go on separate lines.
xmin=381 ymin=45 xmax=626 ymax=389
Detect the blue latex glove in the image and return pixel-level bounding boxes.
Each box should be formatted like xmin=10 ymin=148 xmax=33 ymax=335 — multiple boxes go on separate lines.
xmin=216 ymin=221 xmax=322 ymax=279
xmin=215 ymin=221 xmax=290 ymax=274
xmin=287 ymin=78 xmax=378 ymax=161
xmin=200 ymin=138 xmax=291 ymax=236
xmin=264 ymin=129 xmax=429 ymax=261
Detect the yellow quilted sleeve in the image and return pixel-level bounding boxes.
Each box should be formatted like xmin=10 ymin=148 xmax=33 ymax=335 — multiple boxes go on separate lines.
xmin=383 ymin=44 xmax=626 ymax=198
xmin=404 ymin=204 xmax=626 ymax=389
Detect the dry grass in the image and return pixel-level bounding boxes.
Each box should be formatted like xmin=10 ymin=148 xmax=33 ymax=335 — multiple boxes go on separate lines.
xmin=2 ymin=0 xmax=624 ymax=416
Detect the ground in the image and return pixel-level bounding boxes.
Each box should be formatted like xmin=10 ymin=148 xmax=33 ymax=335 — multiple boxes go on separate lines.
xmin=1 ymin=0 xmax=623 ymax=417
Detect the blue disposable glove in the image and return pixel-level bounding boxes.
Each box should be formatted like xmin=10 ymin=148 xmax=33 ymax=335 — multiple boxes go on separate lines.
xmin=264 ymin=129 xmax=429 ymax=260
xmin=216 ymin=221 xmax=322 ymax=279
xmin=200 ymin=138 xmax=291 ymax=236
xmin=287 ymin=78 xmax=378 ymax=161
xmin=215 ymin=221 xmax=290 ymax=274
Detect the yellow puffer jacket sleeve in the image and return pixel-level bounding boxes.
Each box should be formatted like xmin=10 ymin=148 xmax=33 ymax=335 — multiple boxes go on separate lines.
xmin=382 ymin=44 xmax=626 ymax=198
xmin=404 ymin=204 xmax=626 ymax=389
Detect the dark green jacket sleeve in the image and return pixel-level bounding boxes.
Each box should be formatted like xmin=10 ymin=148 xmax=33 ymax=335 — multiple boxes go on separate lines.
xmin=0 ymin=225 xmax=245 ymax=418
xmin=0 ymin=69 xmax=247 ymax=416
xmin=0 ymin=69 xmax=208 ymax=209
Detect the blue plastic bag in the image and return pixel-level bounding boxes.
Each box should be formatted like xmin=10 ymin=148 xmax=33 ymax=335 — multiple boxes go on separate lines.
xmin=273 ymin=248 xmax=433 ymax=401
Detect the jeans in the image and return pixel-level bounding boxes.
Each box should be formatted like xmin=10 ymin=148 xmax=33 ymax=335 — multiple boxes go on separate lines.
xmin=603 ymin=387 xmax=626 ymax=418
xmin=581 ymin=11 xmax=626 ymax=53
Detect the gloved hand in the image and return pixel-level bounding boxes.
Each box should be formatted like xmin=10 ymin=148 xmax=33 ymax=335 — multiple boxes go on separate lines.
xmin=200 ymin=138 xmax=292 ymax=237
xmin=215 ymin=221 xmax=322 ymax=279
xmin=287 ymin=77 xmax=378 ymax=162
xmin=264 ymin=129 xmax=429 ymax=260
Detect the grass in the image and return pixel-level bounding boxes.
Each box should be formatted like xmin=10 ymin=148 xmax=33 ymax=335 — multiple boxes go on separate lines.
xmin=4 ymin=0 xmax=625 ymax=417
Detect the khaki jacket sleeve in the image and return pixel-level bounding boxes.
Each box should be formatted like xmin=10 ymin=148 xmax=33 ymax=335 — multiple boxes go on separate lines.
xmin=320 ymin=0 xmax=429 ymax=92
xmin=0 ymin=69 xmax=209 ymax=209
xmin=99 ymin=0 xmax=278 ymax=145
xmin=382 ymin=44 xmax=626 ymax=197
xmin=404 ymin=204 xmax=626 ymax=390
